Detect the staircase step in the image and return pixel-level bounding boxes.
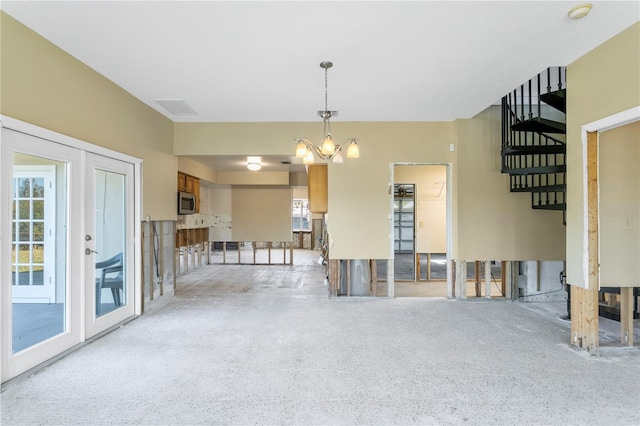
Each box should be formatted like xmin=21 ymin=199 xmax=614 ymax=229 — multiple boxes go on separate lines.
xmin=506 ymin=165 xmax=566 ymax=175
xmin=540 ymin=89 xmax=566 ymax=113
xmin=511 ymin=184 xmax=566 ymax=193
xmin=501 ymin=145 xmax=565 ymax=156
xmin=532 ymin=203 xmax=566 ymax=211
xmin=511 ymin=117 xmax=566 ymax=134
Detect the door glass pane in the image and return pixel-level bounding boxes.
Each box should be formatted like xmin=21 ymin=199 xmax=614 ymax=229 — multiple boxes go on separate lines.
xmin=12 ymin=155 xmax=67 ymax=354
xmin=94 ymin=170 xmax=126 ymax=317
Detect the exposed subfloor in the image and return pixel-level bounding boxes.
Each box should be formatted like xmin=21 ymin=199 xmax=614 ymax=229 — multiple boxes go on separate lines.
xmin=2 ymin=251 xmax=639 ymax=425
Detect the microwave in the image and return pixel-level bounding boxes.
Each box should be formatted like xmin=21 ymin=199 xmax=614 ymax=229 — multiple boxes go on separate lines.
xmin=178 ymin=191 xmax=197 ymax=215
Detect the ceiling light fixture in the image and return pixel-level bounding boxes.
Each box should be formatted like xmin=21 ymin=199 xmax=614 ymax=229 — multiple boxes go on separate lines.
xmin=567 ymin=3 xmax=592 ymax=20
xmin=295 ymin=61 xmax=360 ymax=165
xmin=247 ymin=156 xmax=262 ymax=171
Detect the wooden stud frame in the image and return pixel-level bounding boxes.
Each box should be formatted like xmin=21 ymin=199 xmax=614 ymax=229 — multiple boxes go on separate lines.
xmin=571 ymin=131 xmax=600 ymax=353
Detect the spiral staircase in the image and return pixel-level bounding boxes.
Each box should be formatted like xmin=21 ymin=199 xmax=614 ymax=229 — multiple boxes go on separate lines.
xmin=501 ymin=67 xmax=567 ymax=223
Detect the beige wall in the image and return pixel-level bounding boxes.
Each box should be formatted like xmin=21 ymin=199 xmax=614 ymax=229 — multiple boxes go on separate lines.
xmin=231 ymin=187 xmax=292 ymax=242
xmin=394 ymin=165 xmax=447 ymax=253
xmin=218 ymin=171 xmax=289 ymax=186
xmin=598 ymin=122 xmax=639 ymax=287
xmin=177 ymin=157 xmax=217 ymax=183
xmin=456 ymin=106 xmax=566 ymax=260
xmin=566 ymin=22 xmax=640 ymax=287
xmin=175 ymin=113 xmax=569 ymax=260
xmin=1 ymin=12 xmax=177 ymax=220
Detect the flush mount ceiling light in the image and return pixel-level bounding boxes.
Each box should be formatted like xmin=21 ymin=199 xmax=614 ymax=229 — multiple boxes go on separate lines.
xmin=567 ymin=3 xmax=592 ymax=20
xmin=246 ymin=156 xmax=262 ymax=171
xmin=295 ymin=61 xmax=360 ymax=165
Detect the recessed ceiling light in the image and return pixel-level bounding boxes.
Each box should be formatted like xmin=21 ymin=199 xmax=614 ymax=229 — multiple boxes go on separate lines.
xmin=568 ymin=3 xmax=592 ymax=20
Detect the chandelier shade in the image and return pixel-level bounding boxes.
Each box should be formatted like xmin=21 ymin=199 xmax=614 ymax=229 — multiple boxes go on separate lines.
xmin=294 ymin=61 xmax=360 ymax=164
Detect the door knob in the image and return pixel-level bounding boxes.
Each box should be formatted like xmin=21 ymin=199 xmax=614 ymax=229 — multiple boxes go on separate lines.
xmin=85 ymin=248 xmax=98 ymax=255
xmin=85 ymin=235 xmax=93 ymax=241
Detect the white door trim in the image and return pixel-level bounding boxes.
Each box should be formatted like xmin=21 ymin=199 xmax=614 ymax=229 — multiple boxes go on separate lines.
xmin=579 ymin=106 xmax=640 ymax=288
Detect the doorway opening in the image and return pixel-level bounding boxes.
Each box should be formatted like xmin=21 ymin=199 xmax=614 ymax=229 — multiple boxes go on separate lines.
xmin=377 ymin=164 xmax=452 ymax=297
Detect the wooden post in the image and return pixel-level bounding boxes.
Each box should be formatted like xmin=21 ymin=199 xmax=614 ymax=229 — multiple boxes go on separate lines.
xmin=346 ymin=259 xmax=351 ymax=296
xmin=268 ymin=242 xmax=272 ymax=265
xmin=427 ymin=253 xmax=432 ymax=281
xmin=501 ymin=261 xmax=506 ymax=296
xmin=252 ymin=242 xmax=256 ymax=265
xmin=290 ymin=243 xmax=294 ymax=266
xmin=620 ymin=287 xmax=634 ymax=346
xmin=329 ymin=259 xmax=340 ymax=296
xmin=456 ymin=260 xmax=467 ymax=299
xmin=485 ymin=260 xmax=492 ymax=299
xmin=416 ymin=253 xmax=421 ymax=281
xmin=222 ymin=242 xmax=227 ymax=264
xmin=511 ymin=261 xmax=519 ymax=300
xmin=504 ymin=261 xmax=512 ymax=299
xmin=370 ymin=260 xmax=378 ymax=296
xmin=449 ymin=260 xmax=456 ymax=299
xmin=159 ymin=222 xmax=164 ymax=296
xmin=571 ymin=131 xmax=599 ymax=353
xmin=475 ymin=261 xmax=481 ymax=297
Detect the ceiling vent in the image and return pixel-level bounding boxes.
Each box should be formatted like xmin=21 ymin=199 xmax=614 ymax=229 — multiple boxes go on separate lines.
xmin=155 ymin=99 xmax=197 ymax=116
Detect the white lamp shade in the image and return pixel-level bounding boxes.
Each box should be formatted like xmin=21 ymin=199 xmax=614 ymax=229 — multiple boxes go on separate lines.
xmin=303 ymin=150 xmax=315 ymax=164
xmin=321 ymin=134 xmax=335 ymax=156
xmin=332 ymin=151 xmax=344 ymax=164
xmin=346 ymin=141 xmax=360 ymax=158
xmin=295 ymin=140 xmax=308 ymax=158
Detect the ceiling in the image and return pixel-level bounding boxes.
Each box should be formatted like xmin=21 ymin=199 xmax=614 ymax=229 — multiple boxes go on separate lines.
xmin=2 ymin=1 xmax=639 ymax=172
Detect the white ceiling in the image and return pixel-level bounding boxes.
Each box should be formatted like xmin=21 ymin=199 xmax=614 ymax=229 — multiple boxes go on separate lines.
xmin=2 ymin=1 xmax=639 ymax=171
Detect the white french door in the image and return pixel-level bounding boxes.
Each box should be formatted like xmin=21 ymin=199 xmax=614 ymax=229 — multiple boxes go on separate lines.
xmin=84 ymin=153 xmax=135 ymax=338
xmin=1 ymin=120 xmax=140 ymax=383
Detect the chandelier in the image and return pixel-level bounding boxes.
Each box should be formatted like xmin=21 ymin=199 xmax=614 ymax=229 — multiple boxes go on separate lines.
xmin=295 ymin=61 xmax=359 ymax=164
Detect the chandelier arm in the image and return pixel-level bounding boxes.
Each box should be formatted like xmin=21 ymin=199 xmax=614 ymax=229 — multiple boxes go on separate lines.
xmin=330 ymin=138 xmax=358 ymax=159
xmin=295 ymin=137 xmax=324 ymax=157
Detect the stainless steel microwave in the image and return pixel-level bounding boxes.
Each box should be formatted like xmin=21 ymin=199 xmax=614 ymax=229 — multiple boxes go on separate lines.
xmin=178 ymin=191 xmax=197 ymax=215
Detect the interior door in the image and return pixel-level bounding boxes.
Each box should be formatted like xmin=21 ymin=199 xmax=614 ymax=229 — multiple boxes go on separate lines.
xmin=84 ymin=153 xmax=135 ymax=338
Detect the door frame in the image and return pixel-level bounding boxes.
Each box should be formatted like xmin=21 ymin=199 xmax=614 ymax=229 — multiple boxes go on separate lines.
xmin=388 ymin=163 xmax=453 ymax=298
xmin=0 ymin=115 xmax=142 ymax=383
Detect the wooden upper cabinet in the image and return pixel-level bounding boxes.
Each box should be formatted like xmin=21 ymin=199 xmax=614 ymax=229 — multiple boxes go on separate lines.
xmin=177 ymin=172 xmax=188 ymax=192
xmin=192 ymin=178 xmax=200 ymax=213
xmin=177 ymin=172 xmax=200 ymax=212
xmin=308 ymin=164 xmax=328 ymax=214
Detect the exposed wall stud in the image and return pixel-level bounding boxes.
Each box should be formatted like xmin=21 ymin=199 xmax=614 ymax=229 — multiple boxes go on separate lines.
xmin=485 ymin=260 xmax=492 ymax=299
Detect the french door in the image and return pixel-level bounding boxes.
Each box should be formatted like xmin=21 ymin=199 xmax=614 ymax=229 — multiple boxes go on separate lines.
xmin=1 ymin=122 xmax=139 ymax=383
xmin=84 ymin=153 xmax=135 ymax=338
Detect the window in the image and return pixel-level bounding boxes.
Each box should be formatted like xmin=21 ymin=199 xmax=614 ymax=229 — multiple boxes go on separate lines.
xmin=292 ymin=199 xmax=311 ymax=231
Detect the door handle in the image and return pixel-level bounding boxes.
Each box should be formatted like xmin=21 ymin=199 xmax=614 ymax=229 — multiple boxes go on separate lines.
xmin=85 ymin=248 xmax=98 ymax=255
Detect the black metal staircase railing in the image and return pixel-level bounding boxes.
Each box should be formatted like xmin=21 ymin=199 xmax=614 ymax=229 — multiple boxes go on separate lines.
xmin=501 ymin=67 xmax=566 ymax=221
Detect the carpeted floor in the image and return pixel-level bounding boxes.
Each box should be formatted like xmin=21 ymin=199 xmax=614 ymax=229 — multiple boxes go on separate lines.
xmin=1 ymin=255 xmax=638 ymax=425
